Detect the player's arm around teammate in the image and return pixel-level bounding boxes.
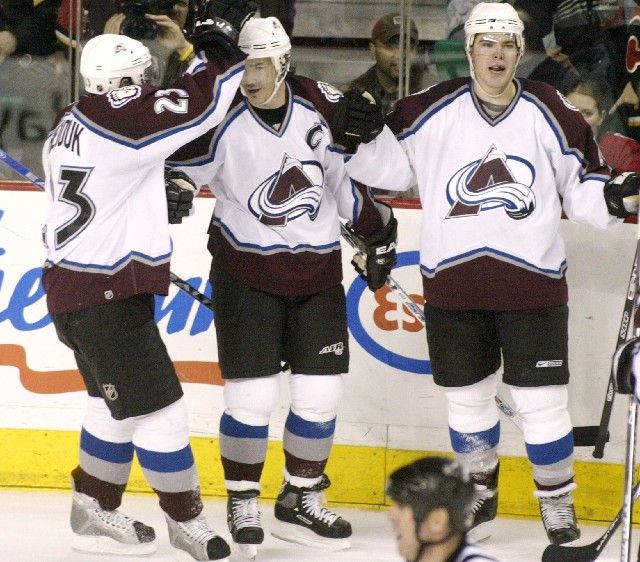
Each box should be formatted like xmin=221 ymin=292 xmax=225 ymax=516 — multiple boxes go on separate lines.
xmin=40 ymin=1 xmax=258 ymax=560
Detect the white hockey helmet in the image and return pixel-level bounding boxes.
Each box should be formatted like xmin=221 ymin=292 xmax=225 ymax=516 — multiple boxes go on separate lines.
xmin=80 ymin=34 xmax=152 ymax=94
xmin=238 ymin=16 xmax=291 ymax=81
xmin=464 ymin=2 xmax=525 ymax=54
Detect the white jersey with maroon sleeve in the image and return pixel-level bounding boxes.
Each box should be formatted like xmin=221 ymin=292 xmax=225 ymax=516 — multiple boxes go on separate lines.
xmin=41 ymin=49 xmax=245 ymax=314
xmin=347 ymin=77 xmax=617 ymax=310
xmin=169 ymin=76 xmax=384 ymax=297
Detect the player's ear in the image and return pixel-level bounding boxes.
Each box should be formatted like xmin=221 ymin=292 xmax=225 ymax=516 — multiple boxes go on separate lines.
xmin=419 ymin=507 xmax=450 ymax=542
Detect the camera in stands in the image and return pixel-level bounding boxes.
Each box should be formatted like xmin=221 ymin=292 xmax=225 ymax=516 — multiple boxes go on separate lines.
xmin=120 ymin=0 xmax=177 ymax=40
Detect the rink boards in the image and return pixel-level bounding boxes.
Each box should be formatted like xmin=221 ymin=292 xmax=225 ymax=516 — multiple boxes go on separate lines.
xmin=0 ymin=184 xmax=637 ymax=523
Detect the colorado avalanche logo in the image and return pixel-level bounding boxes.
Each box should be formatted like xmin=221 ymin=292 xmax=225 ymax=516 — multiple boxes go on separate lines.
xmin=446 ymin=145 xmax=535 ymax=220
xmin=107 ymin=85 xmax=142 ymax=108
xmin=248 ymin=153 xmax=324 ymax=226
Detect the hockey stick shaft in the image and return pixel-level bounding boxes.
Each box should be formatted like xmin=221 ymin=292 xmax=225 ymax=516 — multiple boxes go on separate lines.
xmin=0 ymin=148 xmax=212 ymax=309
xmin=169 ymin=272 xmax=213 ymax=310
xmin=340 ymin=222 xmax=603 ymax=446
xmin=0 ymin=149 xmax=44 ymax=187
xmin=621 ymin=397 xmax=638 ymax=562
xmin=622 ymin=217 xmax=640 ymax=560
xmin=541 ymin=479 xmax=640 ymax=562
xmin=593 ymin=255 xmax=637 ymax=458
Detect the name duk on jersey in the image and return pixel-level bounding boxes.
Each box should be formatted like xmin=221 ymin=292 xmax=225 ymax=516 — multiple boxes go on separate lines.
xmin=48 ymin=119 xmax=84 ymax=157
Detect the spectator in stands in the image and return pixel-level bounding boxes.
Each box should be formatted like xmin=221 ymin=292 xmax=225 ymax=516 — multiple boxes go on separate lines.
xmin=513 ymin=0 xmax=628 ymax=107
xmin=446 ymin=0 xmax=481 ymax=40
xmin=567 ymin=79 xmax=640 ymax=173
xmin=260 ymin=0 xmax=295 ymax=37
xmin=0 ymin=0 xmax=62 ymax=62
xmin=102 ymin=0 xmax=195 ymax=86
xmin=515 ymin=7 xmax=580 ymax=95
xmin=566 ymin=80 xmax=609 ymax=141
xmin=342 ymin=13 xmax=438 ymax=116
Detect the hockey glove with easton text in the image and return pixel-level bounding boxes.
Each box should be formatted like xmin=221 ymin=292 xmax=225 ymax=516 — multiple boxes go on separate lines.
xmin=604 ymin=171 xmax=640 ymax=218
xmin=189 ymin=0 xmax=257 ymax=50
xmin=332 ymin=88 xmax=384 ymax=154
xmin=348 ymin=204 xmax=398 ymax=291
xmin=165 ymin=168 xmax=197 ymax=224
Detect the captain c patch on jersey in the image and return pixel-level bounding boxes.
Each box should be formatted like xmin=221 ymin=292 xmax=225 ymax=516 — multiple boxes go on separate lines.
xmin=446 ymin=144 xmax=535 ymax=220
xmin=248 ymin=153 xmax=324 ymax=227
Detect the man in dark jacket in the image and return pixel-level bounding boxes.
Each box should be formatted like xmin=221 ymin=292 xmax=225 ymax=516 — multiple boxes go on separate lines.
xmin=0 ymin=0 xmax=62 ymax=61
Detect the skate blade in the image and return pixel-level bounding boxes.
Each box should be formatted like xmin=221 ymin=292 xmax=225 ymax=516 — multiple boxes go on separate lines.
xmin=467 ymin=519 xmax=495 ymax=543
xmin=234 ymin=542 xmax=258 ymax=560
xmin=271 ymin=521 xmax=351 ymax=551
xmin=72 ymin=533 xmax=157 ymax=556
xmin=174 ymin=550 xmax=229 ymax=562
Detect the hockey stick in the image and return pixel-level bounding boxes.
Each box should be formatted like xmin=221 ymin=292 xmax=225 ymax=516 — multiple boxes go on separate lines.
xmin=0 ymin=149 xmax=44 ymax=187
xmin=620 ymin=215 xmax=640 ymax=561
xmin=169 ymin=272 xmax=213 ymax=310
xmin=340 ymin=222 xmax=603 ymax=446
xmin=541 ymin=480 xmax=640 ymax=561
xmin=593 ymin=255 xmax=637 ymax=458
xmin=0 ymin=147 xmax=212 ymax=309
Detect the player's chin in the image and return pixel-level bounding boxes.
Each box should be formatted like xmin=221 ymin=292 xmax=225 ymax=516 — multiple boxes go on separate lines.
xmin=245 ymin=91 xmax=265 ymax=104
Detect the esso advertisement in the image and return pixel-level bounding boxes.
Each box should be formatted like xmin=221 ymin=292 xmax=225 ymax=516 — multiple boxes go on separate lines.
xmin=346 ymin=250 xmax=429 ymax=375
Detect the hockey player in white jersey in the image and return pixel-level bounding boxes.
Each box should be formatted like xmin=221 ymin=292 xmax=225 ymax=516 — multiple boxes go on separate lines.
xmin=387 ymin=456 xmax=500 ymax=562
xmin=40 ymin=2 xmax=257 ymax=560
xmin=334 ymin=0 xmax=640 ymax=548
xmin=170 ymin=12 xmax=396 ymax=559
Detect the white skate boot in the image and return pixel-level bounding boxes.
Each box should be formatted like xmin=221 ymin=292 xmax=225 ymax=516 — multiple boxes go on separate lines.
xmin=70 ymin=489 xmax=156 ymax=556
xmin=165 ymin=513 xmax=231 ymax=561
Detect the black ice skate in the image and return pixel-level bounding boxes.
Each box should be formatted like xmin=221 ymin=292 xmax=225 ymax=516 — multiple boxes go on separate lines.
xmin=272 ymin=474 xmax=352 ymax=550
xmin=227 ymin=490 xmax=263 ymax=560
xmin=535 ymin=485 xmax=581 ymax=545
xmin=70 ymin=488 xmax=157 ymax=556
xmin=165 ymin=513 xmax=231 ymax=561
xmin=467 ymin=463 xmax=499 ymax=543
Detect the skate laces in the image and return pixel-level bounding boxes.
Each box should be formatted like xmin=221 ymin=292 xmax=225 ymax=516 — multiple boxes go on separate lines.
xmin=231 ymin=495 xmax=261 ymax=529
xmin=89 ymin=502 xmax=136 ymax=532
xmin=178 ymin=515 xmax=217 ymax=544
xmin=470 ymin=484 xmax=494 ymax=515
xmin=300 ymin=489 xmax=340 ymax=526
xmin=540 ymin=493 xmax=575 ymax=530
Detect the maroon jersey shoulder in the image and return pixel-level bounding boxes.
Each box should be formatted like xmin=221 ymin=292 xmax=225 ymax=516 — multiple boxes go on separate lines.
xmin=386 ymin=77 xmax=469 ymax=135
xmin=289 ymin=75 xmax=342 ymax=124
xmin=519 ymin=78 xmax=593 ymax=149
xmin=51 ymin=102 xmax=77 ymax=130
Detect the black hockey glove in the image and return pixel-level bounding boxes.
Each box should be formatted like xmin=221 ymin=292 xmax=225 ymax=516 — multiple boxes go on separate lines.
xmin=165 ymin=168 xmax=197 ymax=224
xmin=332 ymin=88 xmax=384 ymax=154
xmin=604 ymin=172 xmax=640 ymax=218
xmin=611 ymin=336 xmax=640 ymax=395
xmin=190 ymin=0 xmax=257 ymax=49
xmin=348 ymin=206 xmax=398 ymax=291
